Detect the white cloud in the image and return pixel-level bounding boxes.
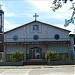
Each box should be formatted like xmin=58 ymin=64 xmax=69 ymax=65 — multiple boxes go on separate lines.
xmin=27 ymin=0 xmax=74 ymax=19
xmin=23 ymin=12 xmax=33 ymax=18
xmin=4 ymin=12 xmax=17 ymax=17
xmin=28 ymin=0 xmax=74 ymax=12
xmin=64 ymin=25 xmax=75 ymax=33
xmin=28 ymin=0 xmax=52 ymax=12
xmin=56 ymin=1 xmax=72 ymax=12
xmin=4 ymin=19 xmax=20 ymax=32
xmin=0 ymin=1 xmax=17 ymax=18
xmin=48 ymin=12 xmax=71 ymax=19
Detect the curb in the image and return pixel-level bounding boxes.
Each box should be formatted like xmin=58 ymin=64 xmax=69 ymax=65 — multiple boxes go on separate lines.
xmin=0 ymin=65 xmax=74 ymax=69
xmin=0 ymin=66 xmax=59 ymax=69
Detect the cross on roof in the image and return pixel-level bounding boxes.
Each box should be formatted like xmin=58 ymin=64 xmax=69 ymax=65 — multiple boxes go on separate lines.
xmin=33 ymin=13 xmax=39 ymax=21
xmin=0 ymin=4 xmax=2 ymax=10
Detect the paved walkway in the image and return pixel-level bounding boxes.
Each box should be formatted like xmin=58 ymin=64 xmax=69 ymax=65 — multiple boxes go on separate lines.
xmin=0 ymin=65 xmax=75 ymax=75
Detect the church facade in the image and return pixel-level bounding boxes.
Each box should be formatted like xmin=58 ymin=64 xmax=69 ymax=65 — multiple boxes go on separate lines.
xmin=0 ymin=6 xmax=75 ymax=64
xmin=3 ymin=20 xmax=75 ymax=62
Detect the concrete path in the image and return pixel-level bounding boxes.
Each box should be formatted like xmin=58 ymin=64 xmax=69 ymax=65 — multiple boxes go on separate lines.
xmin=0 ymin=65 xmax=74 ymax=75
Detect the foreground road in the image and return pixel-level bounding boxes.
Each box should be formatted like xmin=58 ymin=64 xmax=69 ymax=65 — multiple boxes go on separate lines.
xmin=0 ymin=65 xmax=75 ymax=75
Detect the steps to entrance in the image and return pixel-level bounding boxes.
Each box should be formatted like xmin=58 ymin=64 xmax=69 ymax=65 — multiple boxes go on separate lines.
xmin=24 ymin=60 xmax=47 ymax=65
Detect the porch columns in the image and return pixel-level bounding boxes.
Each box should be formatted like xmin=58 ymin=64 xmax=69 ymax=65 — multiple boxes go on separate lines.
xmin=67 ymin=43 xmax=70 ymax=58
xmin=24 ymin=43 xmax=26 ymax=61
xmin=69 ymin=34 xmax=74 ymax=59
xmin=45 ymin=42 xmax=48 ymax=51
xmin=1 ymin=43 xmax=5 ymax=62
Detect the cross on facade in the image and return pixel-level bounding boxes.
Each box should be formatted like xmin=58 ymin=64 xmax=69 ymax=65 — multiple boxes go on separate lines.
xmin=0 ymin=4 xmax=2 ymax=10
xmin=33 ymin=13 xmax=39 ymax=21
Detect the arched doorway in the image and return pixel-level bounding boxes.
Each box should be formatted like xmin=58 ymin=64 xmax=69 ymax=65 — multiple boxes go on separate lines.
xmin=29 ymin=47 xmax=42 ymax=59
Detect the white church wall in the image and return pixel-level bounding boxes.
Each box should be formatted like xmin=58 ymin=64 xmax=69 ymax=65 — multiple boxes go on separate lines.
xmin=48 ymin=44 xmax=67 ymax=53
xmin=5 ymin=45 xmax=24 ymax=54
xmin=47 ymin=25 xmax=69 ymax=41
xmin=4 ymin=27 xmax=25 ymax=42
xmin=25 ymin=22 xmax=43 ymax=42
xmin=24 ymin=22 xmax=69 ymax=42
xmin=5 ymin=44 xmax=67 ymax=56
xmin=4 ymin=21 xmax=70 ymax=43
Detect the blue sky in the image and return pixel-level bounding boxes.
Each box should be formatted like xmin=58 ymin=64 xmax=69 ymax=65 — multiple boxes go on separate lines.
xmin=0 ymin=0 xmax=75 ymax=33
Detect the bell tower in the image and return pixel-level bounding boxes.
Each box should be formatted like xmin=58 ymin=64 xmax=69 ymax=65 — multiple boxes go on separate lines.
xmin=0 ymin=4 xmax=4 ymax=52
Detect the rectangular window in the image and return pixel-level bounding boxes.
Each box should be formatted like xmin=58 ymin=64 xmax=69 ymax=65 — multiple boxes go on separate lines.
xmin=33 ymin=25 xmax=39 ymax=31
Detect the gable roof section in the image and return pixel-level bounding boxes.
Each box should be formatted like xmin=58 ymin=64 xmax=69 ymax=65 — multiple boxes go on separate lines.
xmin=4 ymin=20 xmax=71 ymax=34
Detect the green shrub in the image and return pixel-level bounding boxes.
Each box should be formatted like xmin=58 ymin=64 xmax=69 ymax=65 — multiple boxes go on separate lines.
xmin=11 ymin=50 xmax=24 ymax=62
xmin=45 ymin=51 xmax=58 ymax=61
xmin=5 ymin=50 xmax=24 ymax=62
xmin=5 ymin=56 xmax=13 ymax=62
xmin=63 ymin=57 xmax=71 ymax=61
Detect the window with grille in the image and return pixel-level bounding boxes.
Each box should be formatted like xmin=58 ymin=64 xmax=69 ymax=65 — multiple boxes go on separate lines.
xmin=33 ymin=25 xmax=39 ymax=31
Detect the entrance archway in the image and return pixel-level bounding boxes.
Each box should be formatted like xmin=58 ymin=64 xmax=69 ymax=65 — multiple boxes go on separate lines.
xmin=29 ymin=47 xmax=42 ymax=59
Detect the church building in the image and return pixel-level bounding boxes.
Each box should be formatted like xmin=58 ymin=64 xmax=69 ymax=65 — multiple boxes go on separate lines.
xmin=4 ymin=13 xmax=75 ymax=63
xmin=0 ymin=6 xmax=75 ymax=64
